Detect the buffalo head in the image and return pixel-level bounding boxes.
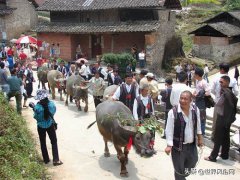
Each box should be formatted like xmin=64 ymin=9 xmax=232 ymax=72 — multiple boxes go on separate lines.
xmin=134 ymin=130 xmax=156 ymax=157
xmin=54 ymin=77 xmax=66 ymax=90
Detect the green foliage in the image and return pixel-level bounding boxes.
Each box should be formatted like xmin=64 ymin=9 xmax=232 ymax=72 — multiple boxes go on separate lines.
xmin=181 ymin=0 xmax=221 ymax=6
xmin=102 ymin=52 xmax=136 ymax=78
xmin=0 ymin=93 xmax=46 ymax=179
xmin=225 ymin=0 xmax=240 ymax=10
xmin=136 ymin=117 xmax=163 ymax=135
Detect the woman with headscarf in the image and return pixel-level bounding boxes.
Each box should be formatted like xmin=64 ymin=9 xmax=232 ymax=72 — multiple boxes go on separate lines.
xmin=31 ymin=89 xmax=63 ymax=166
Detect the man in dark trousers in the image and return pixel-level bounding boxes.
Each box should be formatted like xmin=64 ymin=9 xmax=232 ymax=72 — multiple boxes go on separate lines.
xmin=160 ymin=77 xmax=173 ymax=138
xmin=23 ymin=63 xmax=35 ymax=98
xmin=165 ymin=90 xmax=203 ymax=180
xmin=112 ymin=73 xmax=139 ymax=112
xmin=7 ymin=68 xmax=22 ymax=114
xmin=205 ymin=76 xmax=238 ymax=162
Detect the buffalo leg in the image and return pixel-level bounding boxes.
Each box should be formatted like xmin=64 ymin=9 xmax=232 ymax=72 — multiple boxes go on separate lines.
xmin=65 ymin=94 xmax=69 ymax=106
xmin=60 ymin=90 xmax=64 ymax=101
xmin=104 ymin=138 xmax=110 ymax=157
xmin=52 ymin=87 xmax=55 ymax=100
xmin=84 ymin=97 xmax=88 ymax=112
xmin=76 ymin=100 xmax=81 ymax=111
xmin=113 ymin=140 xmax=128 ymax=177
xmin=42 ymin=82 xmax=46 ymax=90
xmin=124 ymin=146 xmax=129 ymax=164
xmin=48 ymin=83 xmax=51 ymax=93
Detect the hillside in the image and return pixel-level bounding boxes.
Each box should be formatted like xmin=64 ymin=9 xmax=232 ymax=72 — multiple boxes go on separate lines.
xmin=0 ymin=93 xmax=46 ymax=179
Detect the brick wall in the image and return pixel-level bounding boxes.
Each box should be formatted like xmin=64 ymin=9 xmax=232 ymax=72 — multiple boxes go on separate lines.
xmin=37 ymin=33 xmax=73 ymax=60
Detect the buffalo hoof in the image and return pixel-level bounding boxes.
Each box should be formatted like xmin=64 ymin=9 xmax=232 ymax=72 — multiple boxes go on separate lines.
xmin=84 ymin=107 xmax=88 ymax=112
xmin=104 ymin=152 xmax=110 ymax=157
xmin=120 ymin=170 xmax=128 ymax=177
xmin=65 ymin=102 xmax=68 ymax=106
xmin=60 ymin=98 xmax=64 ymax=101
xmin=78 ymin=106 xmax=82 ymax=111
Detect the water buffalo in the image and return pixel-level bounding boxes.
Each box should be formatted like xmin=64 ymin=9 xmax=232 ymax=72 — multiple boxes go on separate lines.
xmin=88 ymin=100 xmax=155 ymax=177
xmin=65 ymin=75 xmax=89 ymax=112
xmin=47 ymin=70 xmax=66 ymax=101
xmin=102 ymin=85 xmax=118 ymax=101
xmin=37 ymin=64 xmax=50 ymax=90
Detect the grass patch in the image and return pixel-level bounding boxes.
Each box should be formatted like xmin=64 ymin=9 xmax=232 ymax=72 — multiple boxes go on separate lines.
xmin=0 ymin=93 xmax=46 ymax=179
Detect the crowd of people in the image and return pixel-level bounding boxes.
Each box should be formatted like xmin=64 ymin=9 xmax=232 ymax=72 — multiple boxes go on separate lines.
xmin=0 ymin=52 xmax=239 ymax=178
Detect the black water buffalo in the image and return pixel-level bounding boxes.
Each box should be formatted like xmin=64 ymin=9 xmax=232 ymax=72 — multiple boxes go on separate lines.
xmin=88 ymin=100 xmax=155 ymax=177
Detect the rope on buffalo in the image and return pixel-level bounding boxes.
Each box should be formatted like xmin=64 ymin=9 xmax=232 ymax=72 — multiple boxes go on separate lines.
xmin=169 ymin=146 xmax=204 ymax=177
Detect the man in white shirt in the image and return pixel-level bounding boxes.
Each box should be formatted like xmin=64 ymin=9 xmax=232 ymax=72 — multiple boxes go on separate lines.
xmin=79 ymin=60 xmax=88 ymax=80
xmin=133 ymin=84 xmax=155 ymax=122
xmin=95 ymin=62 xmax=107 ymax=80
xmin=211 ymin=63 xmax=239 ymax=140
xmin=170 ymin=71 xmax=192 ymax=106
xmin=175 ymin=63 xmax=182 ymax=81
xmin=112 ymin=73 xmax=139 ymax=112
xmin=165 ymin=90 xmax=203 ymax=180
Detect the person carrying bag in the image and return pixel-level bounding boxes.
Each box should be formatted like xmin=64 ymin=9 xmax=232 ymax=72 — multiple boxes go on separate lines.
xmin=30 ymin=89 xmax=63 ymax=166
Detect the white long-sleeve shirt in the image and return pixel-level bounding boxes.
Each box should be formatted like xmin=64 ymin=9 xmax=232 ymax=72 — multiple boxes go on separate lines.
xmin=170 ymin=83 xmax=192 ymax=106
xmin=112 ymin=83 xmax=139 ymax=100
xmin=166 ymin=104 xmax=202 ymax=147
xmin=211 ymin=73 xmax=239 ymax=102
xmin=133 ymin=95 xmax=155 ymax=120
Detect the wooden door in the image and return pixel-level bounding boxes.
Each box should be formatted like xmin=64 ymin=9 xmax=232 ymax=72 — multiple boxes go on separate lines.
xmin=91 ymin=35 xmax=102 ymax=58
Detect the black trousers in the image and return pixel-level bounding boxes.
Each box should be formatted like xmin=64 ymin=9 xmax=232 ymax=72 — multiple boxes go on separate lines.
xmin=171 ymin=143 xmax=198 ymax=180
xmin=93 ymin=96 xmax=103 ymax=108
xmin=210 ymin=125 xmax=230 ymax=160
xmin=37 ymin=124 xmax=60 ymax=163
xmin=26 ymin=82 xmax=33 ymax=96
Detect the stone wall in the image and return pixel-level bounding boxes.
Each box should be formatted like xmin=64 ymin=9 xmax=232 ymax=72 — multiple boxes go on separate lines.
xmin=3 ymin=0 xmax=37 ymax=41
xmin=147 ymin=10 xmax=176 ymax=74
xmin=192 ymin=36 xmax=240 ymax=62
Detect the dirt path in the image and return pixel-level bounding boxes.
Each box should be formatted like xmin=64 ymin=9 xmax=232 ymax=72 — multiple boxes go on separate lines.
xmin=20 ymin=71 xmax=240 ymax=180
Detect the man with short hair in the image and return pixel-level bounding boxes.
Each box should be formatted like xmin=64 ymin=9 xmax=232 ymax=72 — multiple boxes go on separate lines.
xmin=193 ymin=67 xmax=210 ymax=136
xmin=165 ymin=90 xmax=203 ymax=180
xmin=95 ymin=62 xmax=107 ymax=80
xmin=133 ymin=84 xmax=155 ymax=122
xmin=139 ymin=69 xmax=148 ymax=88
xmin=170 ymin=71 xmax=192 ymax=106
xmin=0 ymin=62 xmax=9 ymax=95
xmin=174 ymin=63 xmax=182 ymax=81
xmin=160 ymin=77 xmax=173 ymax=138
xmin=7 ymin=68 xmax=22 ymax=114
xmin=211 ymin=63 xmax=239 ymax=140
xmin=23 ymin=63 xmax=35 ymax=98
xmin=205 ymin=76 xmax=238 ymax=162
xmin=112 ymin=73 xmax=139 ymax=112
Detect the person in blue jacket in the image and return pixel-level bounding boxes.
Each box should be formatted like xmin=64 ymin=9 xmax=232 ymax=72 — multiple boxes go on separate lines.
xmin=32 ymin=89 xmax=63 ymax=166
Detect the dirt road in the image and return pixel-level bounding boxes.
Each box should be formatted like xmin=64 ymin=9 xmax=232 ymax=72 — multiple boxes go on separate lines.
xmin=21 ymin=71 xmax=240 ymax=180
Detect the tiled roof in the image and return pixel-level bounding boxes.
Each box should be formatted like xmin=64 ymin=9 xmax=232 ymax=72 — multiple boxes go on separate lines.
xmin=208 ymin=22 xmax=240 ymax=36
xmin=36 ymin=21 xmax=160 ymax=33
xmin=204 ymin=11 xmax=240 ymax=24
xmin=190 ymin=22 xmax=240 ymax=37
xmin=0 ymin=7 xmax=16 ymax=16
xmin=37 ymin=0 xmax=181 ymax=11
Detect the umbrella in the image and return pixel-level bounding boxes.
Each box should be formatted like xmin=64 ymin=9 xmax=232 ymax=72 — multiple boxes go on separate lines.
xmin=16 ymin=35 xmax=37 ymax=44
xmin=10 ymin=39 xmax=17 ymax=43
xmin=76 ymin=58 xmax=88 ymax=64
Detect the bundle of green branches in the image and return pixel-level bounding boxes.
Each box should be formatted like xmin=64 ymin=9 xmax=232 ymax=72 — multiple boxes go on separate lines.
xmin=103 ymin=113 xmax=163 ymax=135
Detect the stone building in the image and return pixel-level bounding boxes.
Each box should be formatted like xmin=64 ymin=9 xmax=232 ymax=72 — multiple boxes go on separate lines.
xmin=36 ymin=0 xmax=181 ymax=67
xmin=0 ymin=0 xmax=38 ymax=42
xmin=190 ymin=11 xmax=240 ymax=63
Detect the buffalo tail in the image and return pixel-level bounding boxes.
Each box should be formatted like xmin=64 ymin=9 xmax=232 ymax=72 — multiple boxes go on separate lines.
xmin=87 ymin=121 xmax=97 ymax=129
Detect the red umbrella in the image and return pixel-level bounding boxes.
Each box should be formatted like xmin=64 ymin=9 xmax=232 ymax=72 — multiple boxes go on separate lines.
xmin=76 ymin=58 xmax=88 ymax=64
xmin=16 ymin=35 xmax=37 ymax=44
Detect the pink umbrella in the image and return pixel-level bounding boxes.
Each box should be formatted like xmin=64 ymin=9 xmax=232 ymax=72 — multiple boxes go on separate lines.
xmin=16 ymin=35 xmax=37 ymax=44
xmin=76 ymin=58 xmax=88 ymax=64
